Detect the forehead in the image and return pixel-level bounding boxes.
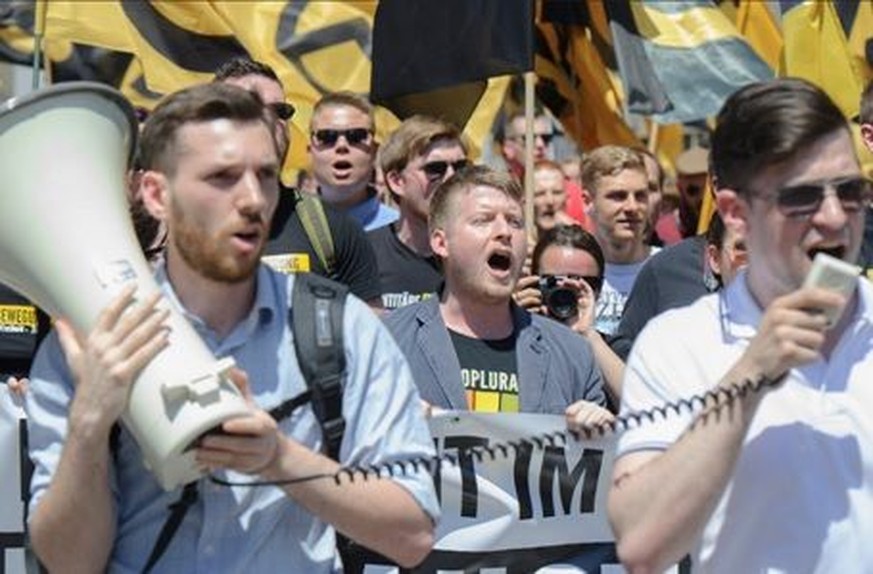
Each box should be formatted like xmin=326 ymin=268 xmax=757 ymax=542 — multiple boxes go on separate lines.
xmin=534 ymin=167 xmax=564 ymax=189
xmin=593 ymin=168 xmax=648 ymax=194
xmin=510 ymin=115 xmax=551 ymax=135
xmin=222 ymin=75 xmax=284 ymax=105
xmin=419 ymin=139 xmax=466 ymax=162
xmin=539 ymin=244 xmax=601 ymax=274
xmin=175 ymin=118 xmax=276 ymax=164
xmin=751 ymin=128 xmax=861 ymax=191
xmin=311 ymin=104 xmax=371 ymax=128
xmin=453 ymin=184 xmax=521 ymax=213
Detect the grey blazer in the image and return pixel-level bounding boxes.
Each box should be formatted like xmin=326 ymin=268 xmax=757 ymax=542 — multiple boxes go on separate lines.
xmin=384 ymin=298 xmax=606 ymax=413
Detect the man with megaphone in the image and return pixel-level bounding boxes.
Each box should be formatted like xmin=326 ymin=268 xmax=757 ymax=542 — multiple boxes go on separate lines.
xmin=24 ymin=83 xmax=438 ymax=573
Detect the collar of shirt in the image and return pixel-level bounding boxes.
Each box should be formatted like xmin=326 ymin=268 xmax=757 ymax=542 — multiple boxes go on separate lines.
xmin=153 ymin=261 xmax=276 ymax=352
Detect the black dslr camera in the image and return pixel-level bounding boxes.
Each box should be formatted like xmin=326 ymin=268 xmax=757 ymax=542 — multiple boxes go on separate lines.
xmin=537 ymin=275 xmax=578 ymax=321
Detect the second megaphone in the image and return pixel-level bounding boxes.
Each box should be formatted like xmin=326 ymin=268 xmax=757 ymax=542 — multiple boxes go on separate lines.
xmin=0 ymin=82 xmax=250 ymax=490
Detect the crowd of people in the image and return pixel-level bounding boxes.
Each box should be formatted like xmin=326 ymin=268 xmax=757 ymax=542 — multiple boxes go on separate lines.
xmin=2 ymin=55 xmax=873 ymax=572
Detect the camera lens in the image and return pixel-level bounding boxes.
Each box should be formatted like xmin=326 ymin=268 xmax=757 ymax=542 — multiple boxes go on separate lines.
xmin=546 ymin=287 xmax=578 ymax=320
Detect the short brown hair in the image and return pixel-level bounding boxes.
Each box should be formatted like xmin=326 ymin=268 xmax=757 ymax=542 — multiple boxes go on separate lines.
xmin=379 ymin=115 xmax=466 ymax=176
xmin=581 ymin=145 xmax=645 ymax=194
xmin=139 ymin=83 xmax=274 ymax=176
xmin=429 ymin=165 xmax=522 ymax=234
xmin=311 ymin=91 xmax=375 ymax=131
xmin=712 ymin=78 xmax=848 ymax=194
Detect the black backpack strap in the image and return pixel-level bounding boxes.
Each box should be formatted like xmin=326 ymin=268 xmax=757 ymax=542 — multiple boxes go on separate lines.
xmin=142 ymin=481 xmax=199 ymax=574
xmin=290 ymin=273 xmax=348 ymax=460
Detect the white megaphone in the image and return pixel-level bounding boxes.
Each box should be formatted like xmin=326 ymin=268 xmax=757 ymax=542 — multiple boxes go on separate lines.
xmin=0 ymin=82 xmax=250 ymax=490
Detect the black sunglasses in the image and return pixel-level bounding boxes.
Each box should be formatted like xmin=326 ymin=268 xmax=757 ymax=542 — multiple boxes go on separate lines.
xmin=268 ymin=102 xmax=295 ymax=121
xmin=764 ymin=177 xmax=872 ymax=218
xmin=421 ymin=159 xmax=470 ymax=181
xmin=512 ymin=132 xmax=555 ymax=145
xmin=311 ymin=128 xmax=372 ymax=148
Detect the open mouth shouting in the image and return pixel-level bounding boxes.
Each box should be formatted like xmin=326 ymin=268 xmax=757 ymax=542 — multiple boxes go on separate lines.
xmin=331 ymin=160 xmax=354 ymax=180
xmin=486 ymin=248 xmax=515 ymax=280
xmin=807 ymin=244 xmax=846 ymax=262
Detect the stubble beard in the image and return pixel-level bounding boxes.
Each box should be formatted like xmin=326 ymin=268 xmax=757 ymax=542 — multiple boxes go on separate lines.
xmin=170 ymin=198 xmax=262 ymax=284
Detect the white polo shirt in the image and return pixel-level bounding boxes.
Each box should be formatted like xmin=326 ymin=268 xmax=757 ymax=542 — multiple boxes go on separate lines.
xmin=618 ymin=270 xmax=873 ymax=572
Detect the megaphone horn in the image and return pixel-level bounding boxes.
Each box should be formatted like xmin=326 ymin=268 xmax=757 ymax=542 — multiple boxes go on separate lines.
xmin=0 ymin=82 xmax=249 ymax=490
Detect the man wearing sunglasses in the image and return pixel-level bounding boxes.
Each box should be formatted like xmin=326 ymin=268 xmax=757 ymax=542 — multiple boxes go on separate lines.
xmin=497 ymin=112 xmax=555 ymax=181
xmin=369 ymin=115 xmax=468 ymax=311
xmin=609 ymin=79 xmax=873 ymax=572
xmin=308 ymin=92 xmax=399 ymax=231
xmin=214 ymin=59 xmax=383 ymax=309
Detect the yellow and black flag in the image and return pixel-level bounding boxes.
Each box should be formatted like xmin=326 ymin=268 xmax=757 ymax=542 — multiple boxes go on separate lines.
xmin=370 ymin=0 xmax=533 ymax=130
xmin=779 ymin=0 xmax=868 ymax=119
xmin=604 ymin=0 xmax=772 ymax=124
xmin=535 ymin=0 xmax=640 ymax=151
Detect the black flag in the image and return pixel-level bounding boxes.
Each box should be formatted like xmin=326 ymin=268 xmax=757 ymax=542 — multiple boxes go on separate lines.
xmin=370 ymin=0 xmax=533 ymax=128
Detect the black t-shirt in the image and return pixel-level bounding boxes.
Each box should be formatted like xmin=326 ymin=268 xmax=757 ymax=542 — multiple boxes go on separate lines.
xmin=448 ymin=329 xmax=519 ymax=413
xmin=265 ymin=188 xmax=381 ymax=302
xmin=367 ymin=224 xmax=442 ymax=311
xmin=0 ymin=282 xmax=48 ymax=379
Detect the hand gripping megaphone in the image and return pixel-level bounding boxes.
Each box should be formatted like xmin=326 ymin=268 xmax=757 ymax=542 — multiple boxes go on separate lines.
xmin=0 ymin=82 xmax=250 ymax=490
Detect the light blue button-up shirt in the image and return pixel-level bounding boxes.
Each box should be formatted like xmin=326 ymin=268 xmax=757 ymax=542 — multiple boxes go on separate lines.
xmin=26 ymin=264 xmax=439 ymax=573
xmin=344 ymin=191 xmax=399 ymax=232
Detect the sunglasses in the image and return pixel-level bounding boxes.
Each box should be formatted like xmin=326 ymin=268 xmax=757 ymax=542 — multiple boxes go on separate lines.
xmin=311 ymin=128 xmax=372 ymax=148
xmin=421 ymin=159 xmax=470 ymax=181
xmin=512 ymin=132 xmax=555 ymax=145
xmin=761 ymin=177 xmax=872 ymax=218
xmin=268 ymin=102 xmax=295 ymax=121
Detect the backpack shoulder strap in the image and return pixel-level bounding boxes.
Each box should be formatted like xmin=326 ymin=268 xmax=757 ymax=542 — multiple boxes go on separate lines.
xmin=290 ymin=273 xmax=348 ymax=460
xmin=295 ymin=191 xmax=337 ymax=279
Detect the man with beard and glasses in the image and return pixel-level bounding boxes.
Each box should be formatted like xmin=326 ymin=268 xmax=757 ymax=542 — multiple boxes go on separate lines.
xmin=583 ymin=146 xmax=658 ymax=336
xmin=609 ymin=78 xmax=873 ymax=573
xmin=214 ymin=58 xmax=383 ymax=310
xmin=309 ymin=92 xmax=398 ymax=231
xmin=24 ymin=83 xmax=438 ymax=573
xmin=385 ymin=166 xmax=609 ymax=429
xmin=369 ymin=115 xmax=469 ymax=311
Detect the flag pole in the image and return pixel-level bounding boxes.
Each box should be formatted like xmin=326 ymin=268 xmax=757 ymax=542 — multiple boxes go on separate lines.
xmin=31 ymin=0 xmax=47 ymax=90
xmin=523 ymin=70 xmax=536 ymax=245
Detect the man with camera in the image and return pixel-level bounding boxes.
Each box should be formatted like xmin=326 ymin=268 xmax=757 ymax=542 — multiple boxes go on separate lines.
xmin=385 ymin=166 xmax=610 ymax=429
xmin=515 ymin=225 xmax=625 ymax=406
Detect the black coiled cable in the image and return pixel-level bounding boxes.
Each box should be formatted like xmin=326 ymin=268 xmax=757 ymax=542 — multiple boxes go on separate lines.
xmin=210 ymin=372 xmax=784 ymax=488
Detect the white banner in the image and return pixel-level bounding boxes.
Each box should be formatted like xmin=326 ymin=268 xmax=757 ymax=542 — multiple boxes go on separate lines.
xmin=0 ymin=383 xmax=27 ymax=574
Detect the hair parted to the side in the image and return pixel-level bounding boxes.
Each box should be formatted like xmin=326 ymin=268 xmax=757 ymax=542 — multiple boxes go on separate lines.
xmin=580 ymin=145 xmax=646 ymax=194
xmin=531 ymin=224 xmax=605 ymax=279
xmin=379 ymin=115 xmax=466 ymax=176
xmin=428 ymin=165 xmax=523 ymax=234
xmin=139 ymin=83 xmax=275 ymax=177
xmin=711 ymin=77 xmax=848 ymax=195
xmin=311 ymin=91 xmax=375 ymax=130
xmin=213 ymin=57 xmax=282 ymax=86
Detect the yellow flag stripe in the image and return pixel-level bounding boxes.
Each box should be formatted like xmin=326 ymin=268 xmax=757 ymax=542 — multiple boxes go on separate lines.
xmin=632 ymin=4 xmax=741 ymax=49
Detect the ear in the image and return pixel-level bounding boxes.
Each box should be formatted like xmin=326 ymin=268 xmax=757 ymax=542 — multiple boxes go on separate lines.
xmin=385 ymin=169 xmax=406 ymax=199
xmin=430 ymin=227 xmax=449 ymax=259
xmin=705 ymin=242 xmax=721 ymax=277
xmin=715 ymin=187 xmax=748 ymax=237
xmin=861 ymin=123 xmax=873 ymax=154
xmin=138 ymin=170 xmax=170 ymax=221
